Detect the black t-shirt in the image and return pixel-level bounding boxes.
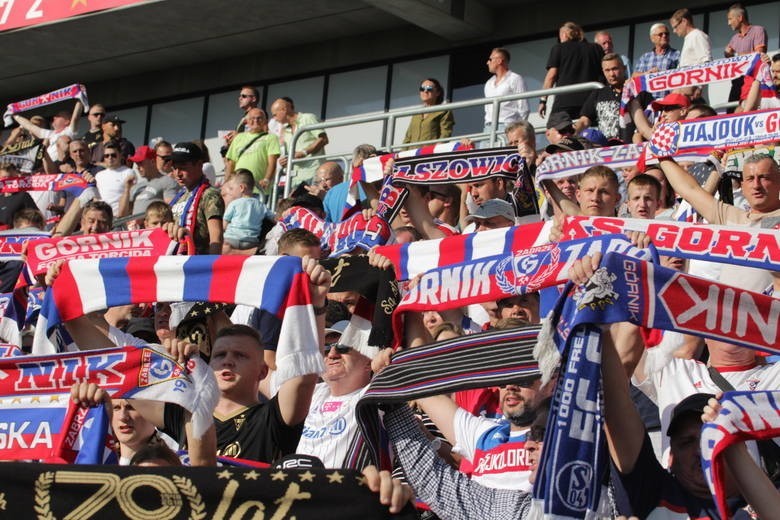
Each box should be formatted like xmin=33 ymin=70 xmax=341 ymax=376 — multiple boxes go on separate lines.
xmin=164 ymin=394 xmax=303 ymax=464
xmin=0 ymin=192 xmax=38 ymax=228
xmin=546 ymin=40 xmax=605 ymax=114
xmin=611 ymin=433 xmax=744 ymax=519
xmin=82 ymin=129 xmax=102 ymax=152
xmin=580 ymin=88 xmax=653 ymax=143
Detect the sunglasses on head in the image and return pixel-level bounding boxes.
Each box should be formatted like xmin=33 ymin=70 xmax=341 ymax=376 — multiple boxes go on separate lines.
xmin=323 ymin=344 xmax=351 ymax=356
xmin=419 ymin=85 xmax=435 ymax=92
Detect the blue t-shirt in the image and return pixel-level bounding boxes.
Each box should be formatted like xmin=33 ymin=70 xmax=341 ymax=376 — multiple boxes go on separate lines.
xmin=224 ymin=196 xmax=268 ymax=241
xmin=323 ymin=181 xmax=366 ymax=223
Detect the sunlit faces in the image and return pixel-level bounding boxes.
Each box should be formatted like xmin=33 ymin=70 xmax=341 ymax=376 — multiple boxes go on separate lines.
xmin=576 ymin=175 xmax=620 ymax=216
xmin=171 ymin=160 xmax=204 ymax=190
xmin=497 ymin=294 xmax=540 ymax=323
xmin=112 ymin=399 xmax=156 ymax=452
xmin=81 ymin=208 xmax=111 ymax=234
xmin=554 ymin=176 xmax=578 ymax=200
xmin=419 ymin=80 xmax=439 ymax=106
xmin=499 ymin=381 xmax=542 ymax=426
xmin=467 ymin=178 xmax=503 ymax=205
xmin=209 ymin=335 xmax=266 ymax=396
xmin=322 ymin=344 xmax=371 ymax=384
xmin=601 ymin=59 xmax=624 ymax=87
xmin=155 ymin=145 xmax=174 ymax=174
xmin=422 ymin=311 xmax=444 ymax=336
xmin=772 ymin=61 xmax=780 ymax=88
xmin=245 ymin=108 xmax=267 ymax=133
xmin=626 ymin=183 xmax=660 ymax=219
xmin=740 ymin=158 xmax=780 ymax=212
xmin=238 ymin=89 xmax=257 ymax=111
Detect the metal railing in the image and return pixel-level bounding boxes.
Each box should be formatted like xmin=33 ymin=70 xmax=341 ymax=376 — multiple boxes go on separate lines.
xmin=272 ymin=81 xmax=604 ymax=209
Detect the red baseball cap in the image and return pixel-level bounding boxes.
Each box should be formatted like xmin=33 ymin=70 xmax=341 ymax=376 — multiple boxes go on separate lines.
xmin=128 ymin=145 xmax=156 ymax=163
xmin=651 ymin=93 xmax=692 ymax=111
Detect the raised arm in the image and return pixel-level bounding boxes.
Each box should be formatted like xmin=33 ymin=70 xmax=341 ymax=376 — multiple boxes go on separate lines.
xmin=275 ymin=255 xmax=329 ymax=426
xmin=541 ymin=178 xmax=582 ymax=217
xmin=12 ymin=114 xmax=47 ymax=140
xmin=658 ymin=157 xmax=719 ymax=223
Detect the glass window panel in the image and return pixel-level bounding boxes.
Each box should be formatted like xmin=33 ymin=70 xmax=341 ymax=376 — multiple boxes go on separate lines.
xmin=148 ymin=97 xmax=204 ymax=145
xmin=749 ymin=3 xmax=779 ymax=51
xmin=322 ymin=121 xmax=384 ymax=159
xmin=205 ymin=87 xmax=263 ymax=140
xmin=267 ymin=77 xmax=325 ymax=118
xmin=326 ymin=66 xmax=388 ymax=119
xmin=113 ymin=106 xmax=148 ymax=148
xmin=389 ymin=56 xmax=450 ymax=110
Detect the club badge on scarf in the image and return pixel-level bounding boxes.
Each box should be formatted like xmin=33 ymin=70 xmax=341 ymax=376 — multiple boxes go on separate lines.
xmin=647 ymin=108 xmax=780 ymax=158
xmin=532 ymin=323 xmax=607 ymax=519
xmin=25 ymin=228 xmax=177 ymax=276
xmin=562 ymin=216 xmax=780 ymax=272
xmin=532 ymin=251 xmax=780 ymax=518
xmin=620 ymin=53 xmax=766 ymax=125
xmin=0 ymin=344 xmax=216 ymax=461
xmin=4 ymin=84 xmax=89 ymax=127
xmin=701 ymin=390 xmax=780 ymax=520
xmin=0 ymin=174 xmax=91 ymax=194
xmin=281 ymin=207 xmax=392 ymax=257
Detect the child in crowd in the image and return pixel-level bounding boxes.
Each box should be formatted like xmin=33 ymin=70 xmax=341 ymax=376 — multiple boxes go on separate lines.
xmin=222 ymin=169 xmax=268 ymax=254
xmin=143 ymin=200 xmax=174 ymax=229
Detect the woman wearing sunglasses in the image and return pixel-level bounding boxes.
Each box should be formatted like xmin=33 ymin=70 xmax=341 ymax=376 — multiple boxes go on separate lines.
xmin=402 ymin=78 xmax=454 ymax=146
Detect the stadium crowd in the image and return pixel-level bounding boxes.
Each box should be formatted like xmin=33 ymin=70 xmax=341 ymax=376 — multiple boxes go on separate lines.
xmin=0 ymin=4 xmax=780 ymax=518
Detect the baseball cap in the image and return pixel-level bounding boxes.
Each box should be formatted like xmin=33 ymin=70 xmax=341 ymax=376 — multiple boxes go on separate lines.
xmin=324 ymin=320 xmax=350 ymax=337
xmin=103 ymin=114 xmax=126 ymax=125
xmin=170 ymin=142 xmax=202 ymax=163
xmin=546 ymin=111 xmax=573 ymax=131
xmin=651 ymin=93 xmax=692 ymax=112
xmin=666 ymin=392 xmax=715 ymax=437
xmin=464 ymin=198 xmax=515 ymax=224
xmin=579 ymin=128 xmax=608 ymax=147
xmin=128 ymin=145 xmax=156 ymax=163
xmin=545 ymin=136 xmax=587 ymax=154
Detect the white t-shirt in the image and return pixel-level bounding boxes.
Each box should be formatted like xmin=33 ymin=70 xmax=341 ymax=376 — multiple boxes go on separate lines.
xmin=95 ymin=166 xmax=135 ymax=214
xmin=679 ymin=28 xmax=712 ymax=67
xmin=634 ymin=333 xmax=774 ymax=465
xmin=484 ymin=70 xmax=530 ymax=124
xmin=296 ymin=383 xmax=367 ymax=468
xmin=41 ymin=127 xmax=76 ymax=161
xmin=453 ymin=407 xmax=532 ymax=491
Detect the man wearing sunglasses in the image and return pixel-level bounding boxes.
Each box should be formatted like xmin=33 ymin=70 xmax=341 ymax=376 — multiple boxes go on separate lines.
xmin=296 ymin=321 xmax=376 ymax=469
xmin=91 ymin=114 xmax=135 ymax=166
xmin=82 ymin=103 xmax=106 ymax=153
xmin=633 ymin=24 xmax=680 ymax=99
xmin=95 ymin=142 xmax=135 ymax=214
xmin=220 ymin=86 xmax=260 ymax=156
